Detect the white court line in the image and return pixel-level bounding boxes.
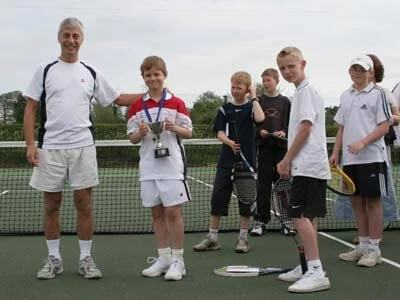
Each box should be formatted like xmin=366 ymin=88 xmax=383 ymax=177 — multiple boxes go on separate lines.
xmin=187 ymin=175 xmax=214 ymax=188
xmin=318 ymin=231 xmax=400 ymax=269
xmin=1 ymin=190 xmax=9 ymax=196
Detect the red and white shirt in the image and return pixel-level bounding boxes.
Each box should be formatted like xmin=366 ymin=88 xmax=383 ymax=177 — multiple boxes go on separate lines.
xmin=127 ymin=91 xmax=192 ymax=181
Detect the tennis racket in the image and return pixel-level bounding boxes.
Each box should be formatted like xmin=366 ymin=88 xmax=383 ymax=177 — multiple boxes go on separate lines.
xmin=271 ymin=178 xmax=307 ymax=274
xmin=231 ymin=120 xmax=258 ymax=205
xmin=214 ymin=265 xmax=291 ymax=277
xmin=327 ymin=165 xmax=356 ymax=196
xmin=267 ymin=133 xmax=287 ymax=141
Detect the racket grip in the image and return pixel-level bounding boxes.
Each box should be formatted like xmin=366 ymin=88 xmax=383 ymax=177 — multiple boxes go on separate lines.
xmin=298 ymin=246 xmax=308 ymax=274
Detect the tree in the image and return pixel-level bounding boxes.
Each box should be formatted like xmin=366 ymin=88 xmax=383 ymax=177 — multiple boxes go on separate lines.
xmin=0 ymin=91 xmax=22 ymax=124
xmin=190 ymin=91 xmax=224 ymax=125
xmin=325 ymin=106 xmax=339 ymax=127
xmin=92 ymin=102 xmax=125 ymax=123
xmin=12 ymin=91 xmax=27 ymax=123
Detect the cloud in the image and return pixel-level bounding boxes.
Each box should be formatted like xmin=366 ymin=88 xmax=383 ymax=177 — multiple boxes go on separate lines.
xmin=2 ymin=0 xmax=400 ymax=108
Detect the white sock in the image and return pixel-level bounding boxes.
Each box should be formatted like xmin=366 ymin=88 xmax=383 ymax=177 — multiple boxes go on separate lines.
xmin=359 ymin=236 xmax=370 ymax=250
xmin=171 ymin=248 xmax=184 ymax=262
xmin=239 ymin=229 xmax=248 ymax=240
xmin=369 ymin=238 xmax=380 ymax=251
xmin=307 ymin=259 xmax=323 ymax=274
xmin=47 ymin=239 xmax=61 ymax=260
xmin=209 ymin=228 xmax=219 ymax=241
xmin=158 ymin=247 xmax=172 ymax=261
xmin=79 ymin=240 xmax=92 ymax=261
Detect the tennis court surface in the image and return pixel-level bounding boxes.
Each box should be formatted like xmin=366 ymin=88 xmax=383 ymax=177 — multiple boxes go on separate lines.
xmin=1 ymin=139 xmax=399 ymax=299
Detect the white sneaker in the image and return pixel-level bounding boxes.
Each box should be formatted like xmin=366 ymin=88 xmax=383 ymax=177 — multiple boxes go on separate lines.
xmin=339 ymin=246 xmax=367 ymax=262
xmin=278 ymin=265 xmax=303 ymax=282
xmin=79 ymin=256 xmax=102 ymax=279
xmin=250 ymin=222 xmax=266 ymax=236
xmin=37 ymin=255 xmax=63 ymax=279
xmin=164 ymin=259 xmax=186 ymax=281
xmin=357 ymin=249 xmax=382 ymax=267
xmin=142 ymin=257 xmax=171 ymax=277
xmin=288 ymin=270 xmax=330 ymax=293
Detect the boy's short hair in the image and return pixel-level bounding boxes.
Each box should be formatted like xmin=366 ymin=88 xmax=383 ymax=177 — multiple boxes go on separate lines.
xmin=277 ymin=46 xmax=304 ymax=61
xmin=231 ymin=71 xmax=252 ymax=88
xmin=140 ymin=56 xmax=168 ymax=76
xmin=261 ymin=68 xmax=279 ymax=81
xmin=367 ymin=54 xmax=384 ymax=83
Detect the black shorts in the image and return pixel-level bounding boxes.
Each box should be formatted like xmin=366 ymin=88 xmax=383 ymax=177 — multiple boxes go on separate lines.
xmin=289 ymin=176 xmax=327 ymax=218
xmin=210 ymin=168 xmax=253 ymax=217
xmin=343 ymin=162 xmax=387 ymax=198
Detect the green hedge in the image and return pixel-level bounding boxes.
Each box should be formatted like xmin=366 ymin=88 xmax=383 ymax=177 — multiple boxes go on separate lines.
xmin=0 ymin=124 xmax=217 ymax=141
xmin=0 ymin=124 xmax=339 ymax=141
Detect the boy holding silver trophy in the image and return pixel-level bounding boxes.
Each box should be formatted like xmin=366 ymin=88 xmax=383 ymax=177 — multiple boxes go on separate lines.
xmin=127 ymin=56 xmax=193 ymax=281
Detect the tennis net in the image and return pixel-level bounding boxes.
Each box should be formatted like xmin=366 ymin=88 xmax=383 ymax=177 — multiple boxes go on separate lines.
xmin=0 ymin=139 xmax=399 ymax=234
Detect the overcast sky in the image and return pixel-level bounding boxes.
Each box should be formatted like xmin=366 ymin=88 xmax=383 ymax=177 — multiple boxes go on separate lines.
xmin=2 ymin=0 xmax=400 ymax=108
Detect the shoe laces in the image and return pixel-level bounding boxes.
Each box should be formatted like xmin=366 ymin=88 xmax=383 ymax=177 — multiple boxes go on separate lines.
xmin=41 ymin=256 xmax=59 ymax=272
xmin=363 ymin=248 xmax=379 ymax=257
xmin=146 ymin=257 xmax=160 ymax=264
xmin=81 ymin=256 xmax=97 ymax=270
xmin=168 ymin=259 xmax=183 ymax=272
xmin=254 ymin=222 xmax=264 ymax=229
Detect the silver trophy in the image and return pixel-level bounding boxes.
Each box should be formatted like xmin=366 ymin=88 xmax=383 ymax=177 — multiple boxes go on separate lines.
xmin=149 ymin=121 xmax=170 ymax=158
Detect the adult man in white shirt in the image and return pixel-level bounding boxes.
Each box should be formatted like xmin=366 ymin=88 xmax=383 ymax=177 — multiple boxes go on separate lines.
xmin=23 ymin=17 xmax=138 ymax=280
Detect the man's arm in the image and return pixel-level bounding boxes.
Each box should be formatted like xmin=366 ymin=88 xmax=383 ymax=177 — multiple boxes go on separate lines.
xmin=114 ymin=93 xmax=143 ymax=107
xmin=23 ymin=98 xmax=39 ymax=166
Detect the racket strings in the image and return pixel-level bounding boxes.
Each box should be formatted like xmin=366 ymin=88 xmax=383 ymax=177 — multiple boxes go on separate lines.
xmin=327 ymin=167 xmax=356 ymax=195
xmin=272 ymin=180 xmax=295 ymax=231
xmin=233 ymin=173 xmax=257 ymax=203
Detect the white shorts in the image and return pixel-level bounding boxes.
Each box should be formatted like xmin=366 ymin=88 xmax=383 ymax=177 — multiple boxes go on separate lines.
xmin=30 ymin=145 xmax=99 ymax=192
xmin=141 ymin=179 xmax=190 ymax=208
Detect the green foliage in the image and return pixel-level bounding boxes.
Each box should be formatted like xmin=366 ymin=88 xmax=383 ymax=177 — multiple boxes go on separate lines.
xmin=12 ymin=91 xmax=27 ymax=123
xmin=255 ymin=82 xmax=264 ymax=96
xmin=0 ymin=123 xmax=213 ymax=141
xmin=191 ymin=91 xmax=224 ymax=125
xmin=0 ymin=90 xmax=25 ymax=124
xmin=92 ymin=103 xmax=125 ymax=123
xmin=0 ymin=89 xmax=341 ymax=141
xmin=325 ymin=106 xmax=339 ymax=127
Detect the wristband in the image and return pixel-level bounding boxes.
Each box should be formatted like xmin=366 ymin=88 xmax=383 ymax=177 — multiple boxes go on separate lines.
xmin=251 ymin=97 xmax=258 ymax=102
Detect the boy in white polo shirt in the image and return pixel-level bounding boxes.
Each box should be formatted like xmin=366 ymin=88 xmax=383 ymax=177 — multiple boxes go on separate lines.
xmin=330 ymin=55 xmax=391 ymax=267
xmin=275 ymin=46 xmax=331 ymax=293
xmin=127 ymin=56 xmax=193 ymax=281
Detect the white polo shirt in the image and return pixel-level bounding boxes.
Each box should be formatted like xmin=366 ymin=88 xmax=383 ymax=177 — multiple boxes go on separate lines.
xmin=127 ymin=91 xmax=193 ymax=181
xmin=334 ymin=83 xmax=391 ymax=165
xmin=391 ymin=83 xmax=400 ymax=142
xmin=23 ymin=59 xmax=120 ymax=149
xmin=288 ymin=79 xmax=330 ymax=180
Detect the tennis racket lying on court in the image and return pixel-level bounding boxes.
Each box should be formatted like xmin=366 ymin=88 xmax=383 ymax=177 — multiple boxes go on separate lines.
xmin=271 ymin=178 xmax=308 ymax=274
xmin=230 ymin=120 xmax=257 ymax=205
xmin=214 ymin=265 xmax=291 ymax=277
xmin=327 ymin=165 xmax=356 ymax=196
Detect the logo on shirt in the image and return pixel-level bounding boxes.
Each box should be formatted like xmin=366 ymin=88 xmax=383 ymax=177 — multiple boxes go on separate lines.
xmin=265 ymin=108 xmax=280 ymax=118
xmin=81 ymin=78 xmax=85 ymax=83
xmin=360 ymin=104 xmax=367 ymax=110
xmin=235 ymin=109 xmax=242 ymax=112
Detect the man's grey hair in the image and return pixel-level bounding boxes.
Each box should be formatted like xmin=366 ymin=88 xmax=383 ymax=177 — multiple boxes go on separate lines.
xmin=58 ymin=17 xmax=84 ymax=37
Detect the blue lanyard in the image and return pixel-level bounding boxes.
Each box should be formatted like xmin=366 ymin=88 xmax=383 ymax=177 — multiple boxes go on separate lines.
xmin=142 ymin=89 xmax=167 ymax=123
